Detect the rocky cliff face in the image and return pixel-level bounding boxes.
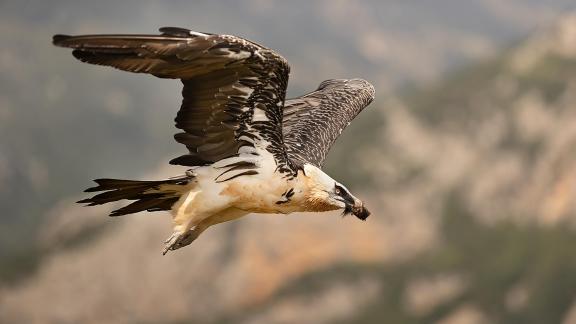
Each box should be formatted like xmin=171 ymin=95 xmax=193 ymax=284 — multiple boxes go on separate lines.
xmin=0 ymin=174 xmax=433 ymax=323
xmin=386 ymin=13 xmax=576 ymax=227
xmin=2 ymin=13 xmax=576 ymax=324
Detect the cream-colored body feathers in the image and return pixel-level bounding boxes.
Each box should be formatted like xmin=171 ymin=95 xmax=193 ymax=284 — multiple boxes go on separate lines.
xmin=166 ymin=150 xmax=340 ymax=250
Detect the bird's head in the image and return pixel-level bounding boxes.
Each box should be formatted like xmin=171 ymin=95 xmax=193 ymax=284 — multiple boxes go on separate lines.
xmin=302 ymin=164 xmax=370 ymax=221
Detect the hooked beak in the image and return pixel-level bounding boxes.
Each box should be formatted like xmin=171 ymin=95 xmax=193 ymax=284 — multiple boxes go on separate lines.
xmin=343 ymin=198 xmax=371 ymax=221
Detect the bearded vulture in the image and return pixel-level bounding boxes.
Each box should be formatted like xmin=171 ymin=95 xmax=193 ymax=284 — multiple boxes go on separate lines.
xmin=53 ymin=27 xmax=375 ymax=254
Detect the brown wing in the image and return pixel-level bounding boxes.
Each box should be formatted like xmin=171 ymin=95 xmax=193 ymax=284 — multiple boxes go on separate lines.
xmin=54 ymin=27 xmax=293 ymax=170
xmin=282 ymin=79 xmax=375 ymax=167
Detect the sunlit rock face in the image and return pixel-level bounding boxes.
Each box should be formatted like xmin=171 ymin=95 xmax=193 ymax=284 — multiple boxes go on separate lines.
xmin=0 ymin=192 xmax=428 ymax=324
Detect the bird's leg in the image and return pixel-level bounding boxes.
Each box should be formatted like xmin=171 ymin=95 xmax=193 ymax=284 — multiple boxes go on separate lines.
xmin=164 ymin=189 xmax=200 ymax=255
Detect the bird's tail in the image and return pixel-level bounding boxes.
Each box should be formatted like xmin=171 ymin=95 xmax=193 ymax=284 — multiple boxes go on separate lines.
xmin=77 ymin=175 xmax=193 ymax=217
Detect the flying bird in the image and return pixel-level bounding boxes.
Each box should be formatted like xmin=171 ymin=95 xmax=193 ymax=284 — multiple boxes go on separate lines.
xmin=53 ymin=27 xmax=375 ymax=254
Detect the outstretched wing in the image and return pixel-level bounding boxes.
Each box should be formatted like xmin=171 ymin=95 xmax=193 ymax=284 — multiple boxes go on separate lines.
xmin=282 ymin=79 xmax=375 ymax=167
xmin=53 ymin=27 xmax=293 ymax=173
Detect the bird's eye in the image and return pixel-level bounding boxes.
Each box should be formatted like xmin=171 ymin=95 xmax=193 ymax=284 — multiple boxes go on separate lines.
xmin=335 ymin=186 xmax=342 ymax=195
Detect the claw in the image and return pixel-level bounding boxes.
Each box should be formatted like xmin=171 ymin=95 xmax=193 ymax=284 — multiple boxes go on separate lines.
xmin=162 ymin=231 xmax=184 ymax=255
xmin=162 ymin=229 xmax=200 ymax=255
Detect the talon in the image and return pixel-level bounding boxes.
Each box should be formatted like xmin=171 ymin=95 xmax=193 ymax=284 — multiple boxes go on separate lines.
xmin=162 ymin=228 xmax=201 ymax=254
xmin=162 ymin=231 xmax=184 ymax=255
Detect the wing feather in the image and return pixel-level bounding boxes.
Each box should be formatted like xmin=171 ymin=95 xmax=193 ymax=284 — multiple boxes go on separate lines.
xmin=54 ymin=27 xmax=293 ymax=171
xmin=282 ymin=79 xmax=375 ymax=167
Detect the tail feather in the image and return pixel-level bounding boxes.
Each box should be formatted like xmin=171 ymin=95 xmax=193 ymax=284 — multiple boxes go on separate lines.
xmin=109 ymin=196 xmax=180 ymax=217
xmin=84 ymin=178 xmax=165 ymax=192
xmin=78 ymin=176 xmax=192 ymax=217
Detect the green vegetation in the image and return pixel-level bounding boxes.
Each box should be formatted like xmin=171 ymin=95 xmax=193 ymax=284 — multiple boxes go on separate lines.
xmin=256 ymin=192 xmax=576 ymax=324
xmin=516 ymin=54 xmax=576 ymax=103
xmin=222 ymin=39 xmax=576 ymax=323
xmin=402 ymin=56 xmax=508 ymax=126
xmin=403 ymin=52 xmax=576 ymax=128
xmin=0 ymin=247 xmax=43 ymax=286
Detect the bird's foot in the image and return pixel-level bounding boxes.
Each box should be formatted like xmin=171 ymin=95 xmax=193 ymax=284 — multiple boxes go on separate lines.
xmin=162 ymin=231 xmax=185 ymax=255
xmin=162 ymin=229 xmax=199 ymax=255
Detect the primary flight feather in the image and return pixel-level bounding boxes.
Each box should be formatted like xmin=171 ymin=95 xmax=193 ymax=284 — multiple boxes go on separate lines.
xmin=53 ymin=27 xmax=375 ymax=254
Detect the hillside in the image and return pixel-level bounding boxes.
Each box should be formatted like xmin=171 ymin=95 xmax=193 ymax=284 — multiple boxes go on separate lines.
xmin=2 ymin=12 xmax=576 ymax=324
xmin=303 ymin=15 xmax=576 ymax=323
xmin=1 ymin=0 xmax=574 ymax=270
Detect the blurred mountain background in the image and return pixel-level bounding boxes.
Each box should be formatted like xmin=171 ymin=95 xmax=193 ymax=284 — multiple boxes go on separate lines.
xmin=2 ymin=0 xmax=576 ymax=323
